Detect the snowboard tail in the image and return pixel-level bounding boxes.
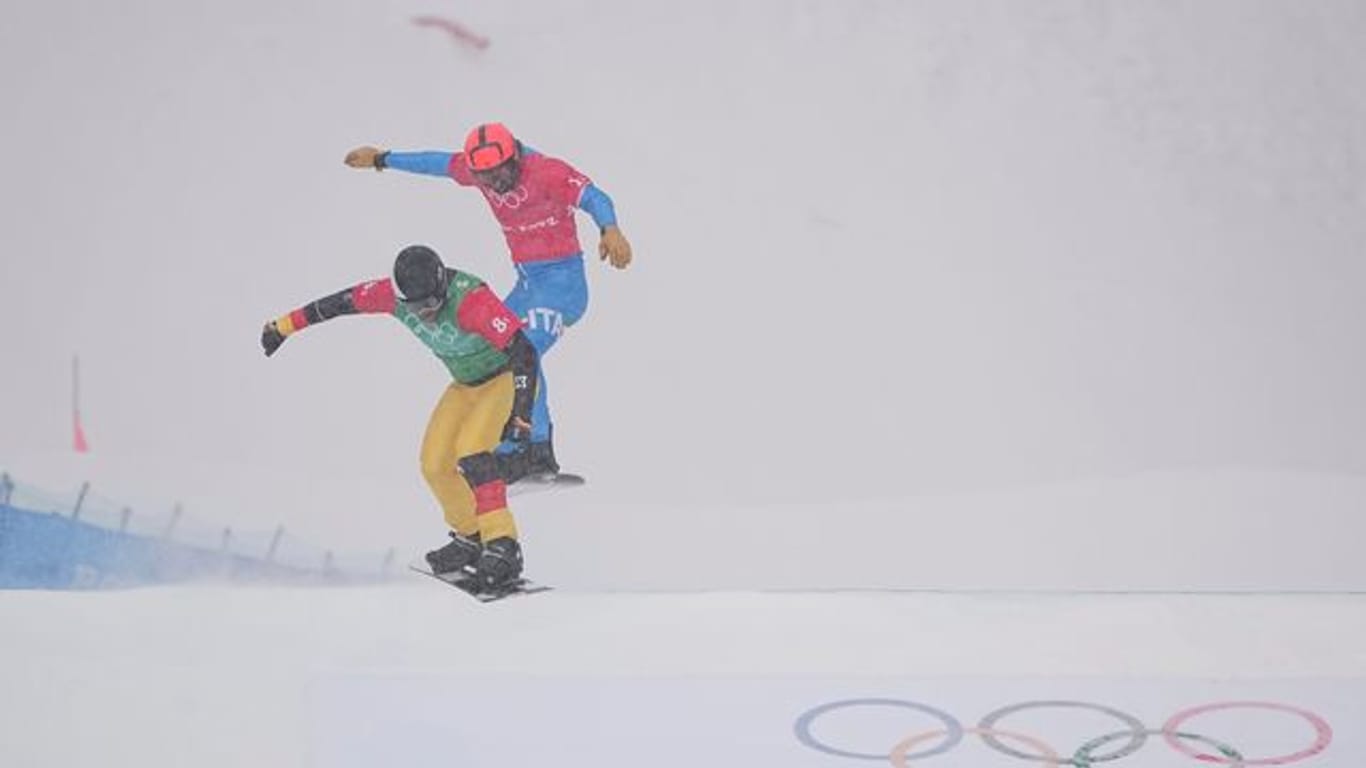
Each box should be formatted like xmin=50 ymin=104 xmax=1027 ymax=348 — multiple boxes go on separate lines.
xmin=507 ymin=471 xmax=585 ymax=498
xmin=409 ymin=563 xmax=552 ymax=603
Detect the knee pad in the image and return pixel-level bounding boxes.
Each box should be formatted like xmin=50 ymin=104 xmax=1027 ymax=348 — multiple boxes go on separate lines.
xmin=457 ymin=452 xmax=501 ymax=487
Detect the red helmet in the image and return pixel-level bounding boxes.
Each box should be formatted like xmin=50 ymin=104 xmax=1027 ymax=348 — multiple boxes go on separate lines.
xmin=463 ymin=123 xmax=517 ymax=171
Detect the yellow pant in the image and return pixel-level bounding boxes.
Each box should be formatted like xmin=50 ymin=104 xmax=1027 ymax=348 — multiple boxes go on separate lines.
xmin=419 ymin=373 xmax=518 ymax=542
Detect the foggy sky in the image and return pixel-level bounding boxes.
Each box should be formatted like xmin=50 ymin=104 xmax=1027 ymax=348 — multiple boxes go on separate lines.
xmin=1 ymin=0 xmax=1363 ymax=585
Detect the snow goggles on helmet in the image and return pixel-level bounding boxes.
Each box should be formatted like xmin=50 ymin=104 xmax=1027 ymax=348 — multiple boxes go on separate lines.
xmin=402 ymin=292 xmax=445 ymax=313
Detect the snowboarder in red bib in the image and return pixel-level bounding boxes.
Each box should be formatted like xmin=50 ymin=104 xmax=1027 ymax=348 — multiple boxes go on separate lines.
xmin=343 ymin=123 xmax=632 ymax=485
xmin=259 ymin=245 xmax=538 ymax=590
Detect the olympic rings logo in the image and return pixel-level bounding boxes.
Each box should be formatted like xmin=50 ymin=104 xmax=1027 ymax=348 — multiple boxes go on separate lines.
xmin=484 ymin=185 xmax=530 ymax=209
xmin=794 ymin=699 xmax=1333 ymax=768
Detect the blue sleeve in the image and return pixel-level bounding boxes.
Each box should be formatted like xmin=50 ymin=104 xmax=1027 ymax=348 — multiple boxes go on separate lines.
xmin=578 ymin=184 xmax=617 ymax=231
xmin=383 ymin=151 xmax=455 ymax=178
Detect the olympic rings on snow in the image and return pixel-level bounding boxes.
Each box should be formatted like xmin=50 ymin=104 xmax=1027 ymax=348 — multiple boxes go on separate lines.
xmin=892 ymin=728 xmax=1061 ymax=768
xmin=795 ymin=699 xmax=963 ymax=760
xmin=979 ymin=701 xmax=1148 ymax=764
xmin=1163 ymin=702 xmax=1333 ymax=766
xmin=794 ymin=698 xmax=1333 ymax=766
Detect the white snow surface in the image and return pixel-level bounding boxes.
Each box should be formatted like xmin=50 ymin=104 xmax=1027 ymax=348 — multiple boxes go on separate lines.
xmin=3 ymin=584 xmax=1366 ymax=766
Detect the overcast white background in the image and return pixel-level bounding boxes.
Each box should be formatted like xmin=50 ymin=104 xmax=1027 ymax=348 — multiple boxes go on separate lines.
xmin=1 ymin=0 xmax=1364 ymax=589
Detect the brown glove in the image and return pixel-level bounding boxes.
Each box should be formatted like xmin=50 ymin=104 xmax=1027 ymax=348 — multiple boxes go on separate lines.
xmin=343 ymin=146 xmax=386 ymax=170
xmin=599 ymin=226 xmax=633 ymax=269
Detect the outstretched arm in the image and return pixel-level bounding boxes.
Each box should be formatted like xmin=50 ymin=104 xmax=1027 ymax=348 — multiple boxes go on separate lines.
xmin=455 ymin=286 xmax=539 ymax=440
xmin=260 ymin=278 xmax=396 ymax=356
xmin=379 ymin=151 xmax=454 ymax=178
xmin=343 ymin=146 xmax=478 ymax=186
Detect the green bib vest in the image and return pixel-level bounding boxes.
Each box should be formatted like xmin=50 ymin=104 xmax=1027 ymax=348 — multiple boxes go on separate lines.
xmin=392 ymin=271 xmax=510 ymax=385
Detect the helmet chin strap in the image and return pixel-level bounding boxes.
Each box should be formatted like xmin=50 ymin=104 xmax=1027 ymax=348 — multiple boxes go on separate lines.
xmin=477 ymin=157 xmax=521 ymax=193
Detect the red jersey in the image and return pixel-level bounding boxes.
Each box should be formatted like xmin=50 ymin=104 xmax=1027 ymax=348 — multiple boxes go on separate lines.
xmin=446 ymin=152 xmax=591 ymax=264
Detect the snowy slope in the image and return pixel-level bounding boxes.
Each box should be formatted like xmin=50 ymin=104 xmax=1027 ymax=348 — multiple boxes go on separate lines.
xmin=2 ymin=584 xmax=1365 ymax=766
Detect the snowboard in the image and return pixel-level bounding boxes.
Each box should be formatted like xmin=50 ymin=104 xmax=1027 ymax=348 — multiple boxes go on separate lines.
xmin=506 ymin=471 xmax=586 ymax=498
xmin=409 ymin=563 xmax=553 ymax=603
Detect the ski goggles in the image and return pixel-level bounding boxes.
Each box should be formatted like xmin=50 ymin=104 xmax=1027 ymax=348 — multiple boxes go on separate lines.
xmin=473 ymin=158 xmax=520 ymax=192
xmin=402 ymin=293 xmax=446 ymax=313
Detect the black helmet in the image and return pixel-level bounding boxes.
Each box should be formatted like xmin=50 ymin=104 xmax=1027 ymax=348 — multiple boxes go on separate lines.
xmin=393 ymin=245 xmax=447 ymax=302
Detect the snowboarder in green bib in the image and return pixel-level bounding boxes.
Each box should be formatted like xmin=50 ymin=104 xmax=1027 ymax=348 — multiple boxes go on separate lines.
xmin=260 ymin=245 xmax=539 ymax=590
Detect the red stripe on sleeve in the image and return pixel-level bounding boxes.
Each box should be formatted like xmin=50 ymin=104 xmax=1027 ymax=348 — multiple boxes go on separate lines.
xmin=352 ymin=278 xmax=398 ymax=314
xmin=456 ymin=286 xmax=523 ymax=349
xmin=289 ymin=308 xmax=309 ymax=330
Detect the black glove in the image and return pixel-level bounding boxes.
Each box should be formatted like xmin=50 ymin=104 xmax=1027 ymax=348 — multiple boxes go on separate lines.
xmin=501 ymin=415 xmax=532 ymax=445
xmin=261 ymin=322 xmax=287 ymax=357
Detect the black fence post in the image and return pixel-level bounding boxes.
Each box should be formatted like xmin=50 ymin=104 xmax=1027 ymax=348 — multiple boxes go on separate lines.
xmin=118 ymin=508 xmax=132 ymax=535
xmin=160 ymin=504 xmax=182 ymax=542
xmin=265 ymin=526 xmax=284 ymax=565
xmin=0 ymin=474 xmax=11 ymax=572
xmin=71 ymin=481 xmax=90 ymax=522
xmin=219 ymin=527 xmax=234 ymax=579
xmin=151 ymin=504 xmax=183 ymax=582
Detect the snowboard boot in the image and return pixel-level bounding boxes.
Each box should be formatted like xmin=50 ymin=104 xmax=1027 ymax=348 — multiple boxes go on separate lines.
xmin=523 ymin=439 xmax=559 ymax=479
xmin=471 ymin=537 xmax=524 ymax=590
xmin=424 ymin=531 xmax=482 ymax=575
xmin=500 ymin=435 xmax=560 ymax=485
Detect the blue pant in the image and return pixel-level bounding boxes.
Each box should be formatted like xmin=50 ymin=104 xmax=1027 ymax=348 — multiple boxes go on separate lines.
xmin=497 ymin=254 xmax=589 ymax=449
